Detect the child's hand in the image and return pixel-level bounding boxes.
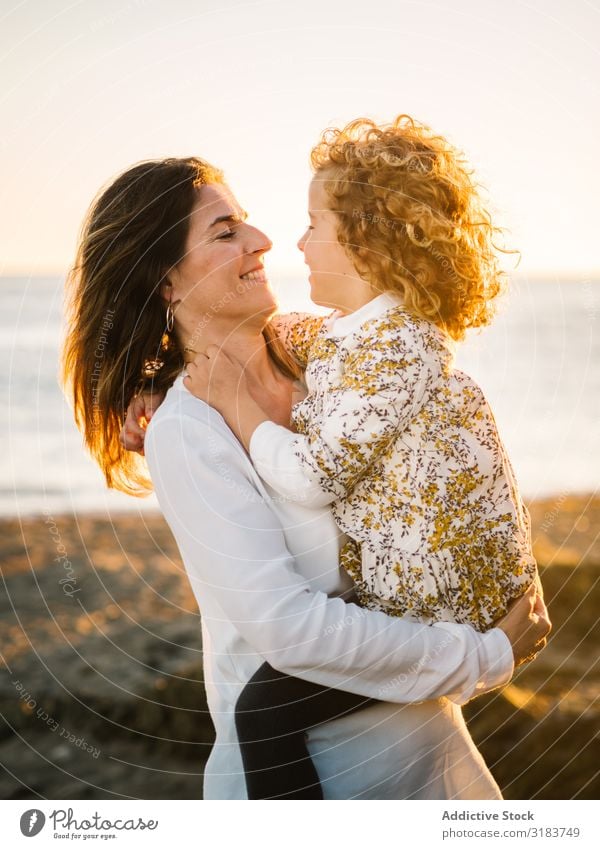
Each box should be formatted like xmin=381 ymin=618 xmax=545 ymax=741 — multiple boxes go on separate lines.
xmin=119 ymin=389 xmax=165 ymax=455
xmin=183 ymin=344 xmax=249 ymax=415
xmin=184 ymin=345 xmax=271 ymax=450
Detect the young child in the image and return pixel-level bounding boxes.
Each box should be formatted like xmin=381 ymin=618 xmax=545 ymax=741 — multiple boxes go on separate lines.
xmin=185 ymin=114 xmax=539 ymax=799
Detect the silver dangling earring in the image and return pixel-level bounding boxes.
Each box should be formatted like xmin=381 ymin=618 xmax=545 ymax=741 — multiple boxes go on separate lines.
xmin=166 ymin=298 xmax=175 ymax=332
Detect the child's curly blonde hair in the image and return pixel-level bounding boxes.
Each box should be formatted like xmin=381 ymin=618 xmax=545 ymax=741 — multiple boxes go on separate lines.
xmin=310 ymin=115 xmax=513 ymax=341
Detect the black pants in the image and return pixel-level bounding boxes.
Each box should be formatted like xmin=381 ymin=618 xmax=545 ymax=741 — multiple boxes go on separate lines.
xmin=234 ymin=660 xmax=380 ymax=799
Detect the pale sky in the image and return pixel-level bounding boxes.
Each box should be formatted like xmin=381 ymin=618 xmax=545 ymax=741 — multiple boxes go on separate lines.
xmin=1 ymin=0 xmax=598 ymax=277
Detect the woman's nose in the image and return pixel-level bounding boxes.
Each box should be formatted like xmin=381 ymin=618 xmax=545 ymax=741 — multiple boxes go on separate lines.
xmin=297 ymin=232 xmax=307 ymax=252
xmin=246 ymin=225 xmax=272 ymax=255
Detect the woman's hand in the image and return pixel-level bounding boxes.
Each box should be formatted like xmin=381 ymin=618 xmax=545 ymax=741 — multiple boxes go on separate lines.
xmin=494 ymin=582 xmax=551 ymax=668
xmin=119 ymin=389 xmax=165 ymax=455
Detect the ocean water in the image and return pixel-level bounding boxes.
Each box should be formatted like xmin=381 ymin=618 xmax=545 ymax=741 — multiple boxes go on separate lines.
xmin=3 ymin=275 xmax=599 ymax=517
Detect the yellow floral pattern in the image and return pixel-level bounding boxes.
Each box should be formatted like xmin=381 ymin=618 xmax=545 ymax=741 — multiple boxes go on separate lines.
xmin=272 ymin=308 xmax=538 ymax=632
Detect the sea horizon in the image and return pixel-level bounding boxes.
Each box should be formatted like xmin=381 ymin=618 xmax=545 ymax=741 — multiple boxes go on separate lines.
xmin=4 ymin=273 xmax=599 ymax=517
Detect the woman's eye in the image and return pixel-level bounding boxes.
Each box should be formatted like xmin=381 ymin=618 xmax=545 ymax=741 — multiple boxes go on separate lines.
xmin=217 ymin=230 xmax=235 ymax=240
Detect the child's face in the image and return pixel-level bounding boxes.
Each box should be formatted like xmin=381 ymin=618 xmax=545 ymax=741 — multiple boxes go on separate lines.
xmin=297 ymin=176 xmax=376 ymax=314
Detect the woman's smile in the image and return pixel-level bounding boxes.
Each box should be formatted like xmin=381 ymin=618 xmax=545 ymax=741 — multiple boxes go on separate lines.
xmin=240 ymin=267 xmax=268 ymax=284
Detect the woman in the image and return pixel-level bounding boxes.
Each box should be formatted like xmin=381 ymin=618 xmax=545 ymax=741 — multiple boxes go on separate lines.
xmin=62 ymin=156 xmax=550 ymax=800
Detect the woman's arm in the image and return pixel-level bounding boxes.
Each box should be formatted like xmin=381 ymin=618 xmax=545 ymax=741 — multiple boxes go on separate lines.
xmin=144 ymin=406 xmax=515 ymax=706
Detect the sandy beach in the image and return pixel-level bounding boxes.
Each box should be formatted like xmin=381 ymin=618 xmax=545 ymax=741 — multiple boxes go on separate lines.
xmin=1 ymin=494 xmax=598 ymax=799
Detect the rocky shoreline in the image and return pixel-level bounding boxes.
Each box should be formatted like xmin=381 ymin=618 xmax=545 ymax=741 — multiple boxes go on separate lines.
xmin=1 ymin=495 xmax=599 ymax=799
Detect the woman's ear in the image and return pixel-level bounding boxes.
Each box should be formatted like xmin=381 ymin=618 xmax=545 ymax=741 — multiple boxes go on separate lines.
xmin=161 ymin=261 xmax=186 ymax=304
xmin=159 ymin=279 xmax=173 ymax=306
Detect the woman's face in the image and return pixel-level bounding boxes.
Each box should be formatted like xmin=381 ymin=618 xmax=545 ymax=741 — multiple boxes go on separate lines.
xmin=165 ymin=182 xmax=275 ymax=340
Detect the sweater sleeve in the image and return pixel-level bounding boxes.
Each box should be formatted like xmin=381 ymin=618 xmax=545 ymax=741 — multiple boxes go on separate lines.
xmin=250 ymin=310 xmax=449 ymax=505
xmin=144 ymin=407 xmax=513 ymax=706
xmin=269 ymin=311 xmax=328 ymax=369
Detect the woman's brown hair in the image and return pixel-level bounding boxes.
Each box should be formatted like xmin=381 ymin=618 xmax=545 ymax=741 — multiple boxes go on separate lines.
xmin=62 ymin=157 xmax=298 ymax=497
